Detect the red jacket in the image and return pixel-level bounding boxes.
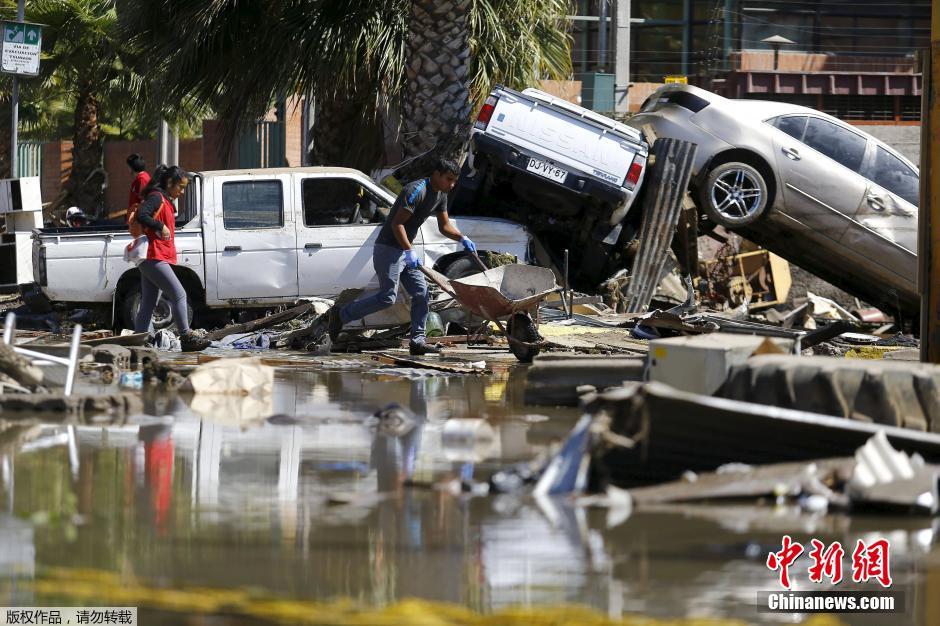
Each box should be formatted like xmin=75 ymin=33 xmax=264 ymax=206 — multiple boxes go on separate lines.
xmin=142 ymin=192 xmax=177 ymax=263
xmin=128 ymin=171 xmax=151 ymax=208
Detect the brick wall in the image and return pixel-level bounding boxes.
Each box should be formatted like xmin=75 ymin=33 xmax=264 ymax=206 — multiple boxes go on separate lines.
xmin=40 ymin=140 xmax=72 ymax=205
xmin=284 ymin=96 xmax=304 ymax=167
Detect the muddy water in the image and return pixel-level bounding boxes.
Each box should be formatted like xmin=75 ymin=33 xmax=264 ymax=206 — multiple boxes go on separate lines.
xmin=0 ymin=360 xmax=938 ymax=625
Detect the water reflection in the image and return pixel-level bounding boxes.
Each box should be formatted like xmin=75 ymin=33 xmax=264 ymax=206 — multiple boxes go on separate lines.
xmin=0 ymin=366 xmax=936 ymax=625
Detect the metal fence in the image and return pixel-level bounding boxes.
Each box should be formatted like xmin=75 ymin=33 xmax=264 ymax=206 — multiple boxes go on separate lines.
xmin=16 ymin=140 xmax=42 ymax=178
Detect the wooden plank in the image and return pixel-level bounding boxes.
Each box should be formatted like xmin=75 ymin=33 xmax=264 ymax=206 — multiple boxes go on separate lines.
xmin=204 ymin=303 xmax=314 ymax=342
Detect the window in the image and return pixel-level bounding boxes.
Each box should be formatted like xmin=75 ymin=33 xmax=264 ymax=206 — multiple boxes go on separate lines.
xmin=773 ymin=115 xmax=807 ymax=140
xmin=866 ymin=147 xmax=919 ymax=207
xmin=302 ymin=178 xmax=390 ymax=226
xmin=802 ymin=118 xmax=867 ymax=173
xmin=222 ymin=181 xmax=283 ymax=230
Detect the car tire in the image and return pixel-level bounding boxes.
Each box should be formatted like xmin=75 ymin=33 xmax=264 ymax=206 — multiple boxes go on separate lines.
xmin=507 ymin=313 xmax=541 ymax=363
xmin=120 ymin=282 xmax=194 ymax=332
xmin=441 ymin=253 xmax=490 ymax=281
xmin=700 ymin=162 xmax=769 ymax=228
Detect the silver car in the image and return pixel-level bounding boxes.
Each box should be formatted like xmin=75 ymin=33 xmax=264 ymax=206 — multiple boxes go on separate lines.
xmin=628 ymin=84 xmax=919 ymax=316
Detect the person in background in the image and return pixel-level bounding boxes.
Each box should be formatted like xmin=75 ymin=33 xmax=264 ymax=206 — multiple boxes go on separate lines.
xmin=65 ymin=206 xmax=90 ymax=228
xmin=133 ymin=165 xmax=209 ymax=352
xmin=327 ymin=157 xmax=475 ymax=356
xmin=127 ymin=153 xmax=151 ymax=209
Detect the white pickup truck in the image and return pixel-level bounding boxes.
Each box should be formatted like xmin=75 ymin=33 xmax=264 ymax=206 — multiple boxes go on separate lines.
xmin=453 ymin=85 xmax=649 ymax=285
xmin=32 ymin=166 xmax=533 ymax=329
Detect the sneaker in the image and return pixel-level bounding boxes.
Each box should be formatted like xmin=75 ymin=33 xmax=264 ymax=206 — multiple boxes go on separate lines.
xmin=327 ymin=306 xmax=344 ymax=341
xmin=409 ymin=341 xmax=443 ymax=356
xmin=179 ymin=331 xmax=210 ymax=352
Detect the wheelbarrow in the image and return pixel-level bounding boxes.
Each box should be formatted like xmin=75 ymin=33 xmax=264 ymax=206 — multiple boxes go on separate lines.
xmin=420 ymin=257 xmax=558 ymax=362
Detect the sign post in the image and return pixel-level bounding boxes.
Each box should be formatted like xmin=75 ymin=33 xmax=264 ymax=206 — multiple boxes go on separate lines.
xmin=1 ymin=0 xmax=40 ymax=177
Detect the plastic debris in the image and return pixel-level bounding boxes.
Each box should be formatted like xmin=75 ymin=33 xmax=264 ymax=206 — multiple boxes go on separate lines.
xmin=119 ymin=371 xmax=143 ymax=390
xmin=152 ymin=329 xmax=181 ymax=351
xmin=181 ymin=358 xmax=274 ymax=395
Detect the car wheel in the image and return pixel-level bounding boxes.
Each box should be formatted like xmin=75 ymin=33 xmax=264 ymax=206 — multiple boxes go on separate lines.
xmin=700 ymin=162 xmax=769 ymax=228
xmin=120 ymin=283 xmax=194 ymax=331
xmin=441 ymin=254 xmax=490 ymax=281
xmin=507 ymin=313 xmax=541 ymax=363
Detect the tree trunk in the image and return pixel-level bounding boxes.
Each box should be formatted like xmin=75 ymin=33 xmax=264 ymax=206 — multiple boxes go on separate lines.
xmin=61 ymin=81 xmax=104 ymax=216
xmin=397 ymin=0 xmax=473 ymax=180
xmin=308 ymin=89 xmax=385 ymax=173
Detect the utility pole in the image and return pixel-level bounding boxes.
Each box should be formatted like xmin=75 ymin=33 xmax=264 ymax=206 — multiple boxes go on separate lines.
xmin=920 ymin=0 xmax=940 ymax=362
xmin=9 ymin=0 xmax=25 ymax=177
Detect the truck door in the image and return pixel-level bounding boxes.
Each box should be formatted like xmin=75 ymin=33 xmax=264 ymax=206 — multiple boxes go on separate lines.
xmin=295 ymin=174 xmax=395 ymax=296
xmin=212 ymin=174 xmax=299 ymax=300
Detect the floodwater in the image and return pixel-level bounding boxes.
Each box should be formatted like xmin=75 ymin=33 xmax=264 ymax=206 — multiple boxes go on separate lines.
xmin=0 ymin=356 xmax=938 ymax=625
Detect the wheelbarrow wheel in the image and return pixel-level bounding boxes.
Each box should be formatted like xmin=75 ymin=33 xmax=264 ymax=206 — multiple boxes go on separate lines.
xmin=507 ymin=313 xmax=541 ymax=363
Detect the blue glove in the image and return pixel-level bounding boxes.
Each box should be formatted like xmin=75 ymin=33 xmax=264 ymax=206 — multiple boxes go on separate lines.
xmin=404 ymin=249 xmax=420 ymax=269
xmin=460 ymin=236 xmax=476 ymax=253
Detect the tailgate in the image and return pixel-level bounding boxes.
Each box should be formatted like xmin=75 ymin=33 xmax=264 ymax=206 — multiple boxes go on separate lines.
xmin=484 ymin=93 xmax=639 ymax=185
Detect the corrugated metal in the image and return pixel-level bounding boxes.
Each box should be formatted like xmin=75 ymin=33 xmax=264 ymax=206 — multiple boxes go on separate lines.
xmin=624 ymin=138 xmax=697 ymax=313
xmin=16 ymin=140 xmax=42 ymax=178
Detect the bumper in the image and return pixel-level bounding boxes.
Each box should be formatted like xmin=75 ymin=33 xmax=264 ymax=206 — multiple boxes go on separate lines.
xmin=472 ymin=133 xmax=637 ymax=208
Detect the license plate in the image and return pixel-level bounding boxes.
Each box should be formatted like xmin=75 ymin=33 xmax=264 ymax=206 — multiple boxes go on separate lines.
xmin=525 ymin=158 xmax=568 ymax=184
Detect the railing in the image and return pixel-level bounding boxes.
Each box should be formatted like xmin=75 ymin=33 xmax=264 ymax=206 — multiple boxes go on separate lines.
xmin=16 ymin=140 xmax=42 ymax=178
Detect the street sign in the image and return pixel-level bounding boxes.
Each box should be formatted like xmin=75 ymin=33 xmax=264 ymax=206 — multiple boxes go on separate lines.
xmin=1 ymin=21 xmax=41 ymax=76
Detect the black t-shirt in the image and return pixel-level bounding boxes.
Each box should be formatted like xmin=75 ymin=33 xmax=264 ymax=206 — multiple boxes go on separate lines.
xmin=375 ymin=178 xmax=446 ymax=249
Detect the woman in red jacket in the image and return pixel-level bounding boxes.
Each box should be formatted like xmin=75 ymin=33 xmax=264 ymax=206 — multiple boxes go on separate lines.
xmin=133 ymin=165 xmax=209 ymax=352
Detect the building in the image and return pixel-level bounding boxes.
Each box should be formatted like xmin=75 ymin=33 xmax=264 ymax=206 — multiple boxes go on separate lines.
xmin=569 ymin=1 xmax=929 ymax=161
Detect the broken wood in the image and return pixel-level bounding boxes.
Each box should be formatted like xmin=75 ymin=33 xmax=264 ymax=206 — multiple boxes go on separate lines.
xmin=372 ymin=352 xmax=488 ymax=374
xmin=0 ymin=341 xmax=43 ymax=386
xmin=204 ymin=303 xmax=314 ymax=342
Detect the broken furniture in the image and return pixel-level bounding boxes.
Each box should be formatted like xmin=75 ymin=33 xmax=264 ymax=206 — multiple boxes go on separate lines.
xmin=2 ymin=312 xmax=82 ymax=395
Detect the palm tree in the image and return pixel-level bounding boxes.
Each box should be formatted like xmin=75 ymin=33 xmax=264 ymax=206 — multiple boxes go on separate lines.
xmin=117 ymin=0 xmax=571 ymax=174
xmin=16 ymin=0 xmax=148 ymax=214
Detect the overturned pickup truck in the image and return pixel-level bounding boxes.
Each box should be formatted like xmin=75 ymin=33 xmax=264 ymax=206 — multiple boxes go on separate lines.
xmin=32 ymin=167 xmax=533 ymax=329
xmin=451 ymin=85 xmax=649 ymax=287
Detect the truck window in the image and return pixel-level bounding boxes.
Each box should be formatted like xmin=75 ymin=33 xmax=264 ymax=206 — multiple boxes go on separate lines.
xmin=222 ymin=180 xmax=284 ymax=229
xmin=302 ymin=178 xmax=388 ymax=226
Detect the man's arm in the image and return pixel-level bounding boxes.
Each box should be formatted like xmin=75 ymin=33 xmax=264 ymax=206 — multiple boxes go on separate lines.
xmin=391 ymin=208 xmax=414 ymax=250
xmin=436 ymin=211 xmax=463 ymax=241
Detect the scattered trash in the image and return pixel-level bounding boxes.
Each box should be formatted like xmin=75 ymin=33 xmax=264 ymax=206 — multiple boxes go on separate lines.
xmin=152 ymin=329 xmax=181 ymax=351
xmin=848 ymin=430 xmax=939 ymax=515
xmin=118 ymin=371 xmax=143 ymax=390
xmin=181 ymin=358 xmax=274 ymax=396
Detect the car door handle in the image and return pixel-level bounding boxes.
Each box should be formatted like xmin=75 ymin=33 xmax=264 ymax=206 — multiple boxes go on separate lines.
xmin=223 ymin=245 xmax=241 ymax=252
xmin=304 ymin=243 xmax=322 ymax=250
xmin=867 ymin=194 xmax=885 ymax=211
xmin=781 ymin=147 xmax=801 ymax=161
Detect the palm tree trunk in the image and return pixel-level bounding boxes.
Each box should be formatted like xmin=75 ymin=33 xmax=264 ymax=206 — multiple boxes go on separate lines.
xmin=397 ymin=0 xmax=473 ymax=180
xmin=62 ymin=81 xmax=104 ymax=215
xmin=309 ymin=89 xmax=384 ymax=172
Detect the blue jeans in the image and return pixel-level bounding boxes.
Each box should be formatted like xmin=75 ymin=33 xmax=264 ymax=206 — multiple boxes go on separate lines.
xmin=339 ymin=243 xmax=430 ymax=343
